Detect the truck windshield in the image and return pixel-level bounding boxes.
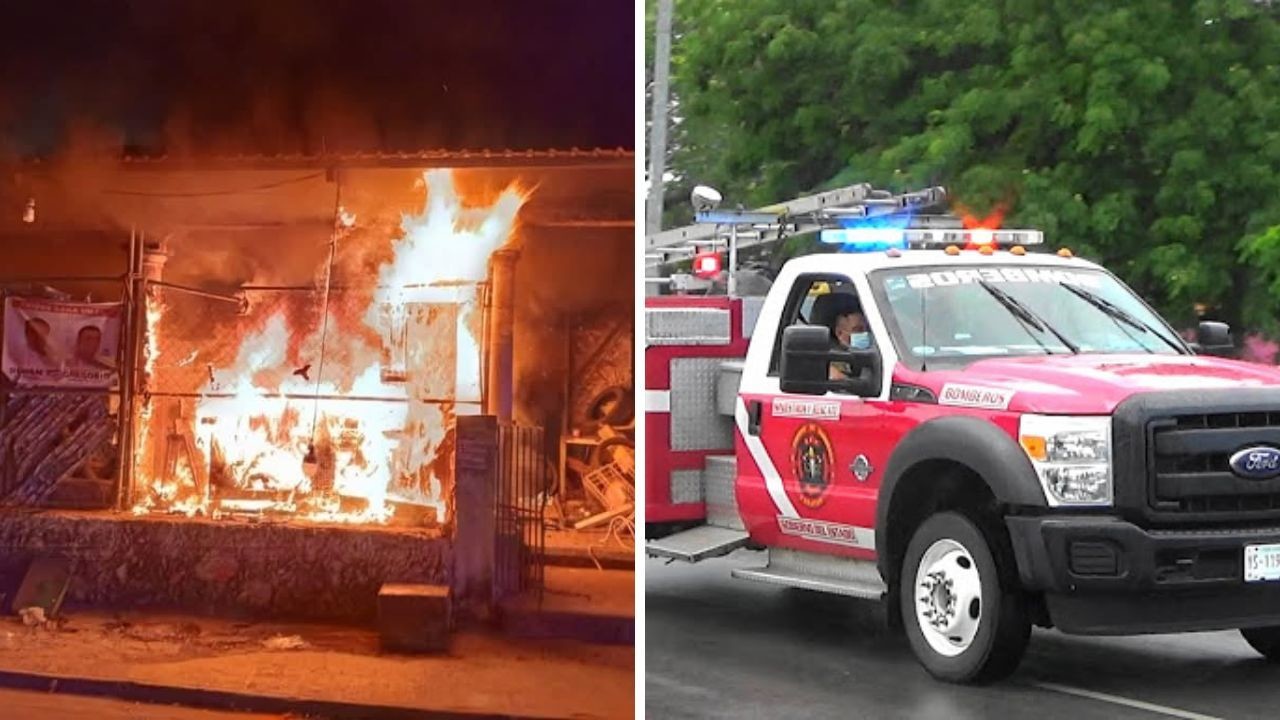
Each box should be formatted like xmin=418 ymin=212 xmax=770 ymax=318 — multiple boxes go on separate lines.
xmin=869 ymin=265 xmax=1187 ymax=369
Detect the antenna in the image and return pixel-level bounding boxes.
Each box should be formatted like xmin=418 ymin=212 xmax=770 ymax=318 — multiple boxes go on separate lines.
xmin=920 ymin=284 xmax=929 ymax=373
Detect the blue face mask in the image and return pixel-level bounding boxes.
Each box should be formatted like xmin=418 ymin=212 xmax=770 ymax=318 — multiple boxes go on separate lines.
xmin=849 ymin=332 xmax=871 ymax=350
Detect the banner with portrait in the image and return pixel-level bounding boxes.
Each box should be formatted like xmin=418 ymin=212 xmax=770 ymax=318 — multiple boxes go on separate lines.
xmin=2 ymin=297 xmax=124 ymax=388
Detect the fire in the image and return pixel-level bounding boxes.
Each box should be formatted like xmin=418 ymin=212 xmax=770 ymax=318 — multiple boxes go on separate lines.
xmin=133 ymin=169 xmax=527 ymax=525
xmin=130 ymin=289 xmax=166 ymax=515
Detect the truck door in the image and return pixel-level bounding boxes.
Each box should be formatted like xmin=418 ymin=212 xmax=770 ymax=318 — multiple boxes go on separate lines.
xmin=739 ymin=272 xmax=890 ymax=560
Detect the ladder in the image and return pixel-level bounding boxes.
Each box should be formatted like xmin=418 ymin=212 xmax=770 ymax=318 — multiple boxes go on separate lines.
xmin=644 ymin=184 xmax=949 ymax=294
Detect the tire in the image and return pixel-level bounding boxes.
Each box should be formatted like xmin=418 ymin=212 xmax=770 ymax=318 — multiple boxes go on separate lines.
xmin=899 ymin=510 xmax=1030 ymax=684
xmin=1240 ymin=626 xmax=1280 ymax=660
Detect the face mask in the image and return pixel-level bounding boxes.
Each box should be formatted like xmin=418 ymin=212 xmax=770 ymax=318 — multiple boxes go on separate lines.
xmin=849 ymin=332 xmax=871 ymax=350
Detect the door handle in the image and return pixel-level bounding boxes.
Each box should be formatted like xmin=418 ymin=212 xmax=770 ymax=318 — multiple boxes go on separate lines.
xmin=747 ymin=400 xmax=763 ymax=436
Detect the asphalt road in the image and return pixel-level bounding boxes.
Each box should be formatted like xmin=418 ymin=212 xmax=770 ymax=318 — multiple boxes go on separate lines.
xmin=0 ymin=689 xmax=280 ymax=720
xmin=647 ymin=550 xmax=1280 ymax=720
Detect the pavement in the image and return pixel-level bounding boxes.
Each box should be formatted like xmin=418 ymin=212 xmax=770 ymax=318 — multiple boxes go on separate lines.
xmin=0 ymin=609 xmax=633 ymax=719
xmin=1 ymin=688 xmax=282 ymax=719
xmin=0 ymin=527 xmax=635 ymax=717
xmin=647 ymin=550 xmax=1280 ymax=720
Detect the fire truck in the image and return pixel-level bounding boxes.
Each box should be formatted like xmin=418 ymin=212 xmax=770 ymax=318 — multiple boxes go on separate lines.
xmin=645 ymin=184 xmax=1280 ymax=683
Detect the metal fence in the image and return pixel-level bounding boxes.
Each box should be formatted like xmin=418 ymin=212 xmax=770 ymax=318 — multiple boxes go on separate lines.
xmin=0 ymin=267 xmax=132 ymax=511
xmin=0 ymin=387 xmax=120 ymax=509
xmin=493 ymin=424 xmax=548 ymax=604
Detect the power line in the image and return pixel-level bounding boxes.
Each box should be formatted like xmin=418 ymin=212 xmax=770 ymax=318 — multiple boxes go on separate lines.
xmin=100 ymin=172 xmax=326 ymax=198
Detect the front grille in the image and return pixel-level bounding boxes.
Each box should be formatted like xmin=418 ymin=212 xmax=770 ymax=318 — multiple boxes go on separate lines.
xmin=1148 ymin=412 xmax=1280 ymax=520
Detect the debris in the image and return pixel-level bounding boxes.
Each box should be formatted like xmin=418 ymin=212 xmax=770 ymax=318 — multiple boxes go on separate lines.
xmin=262 ymin=634 xmax=309 ymax=650
xmin=573 ymin=503 xmax=634 ymax=531
xmin=18 ymin=606 xmax=47 ymax=628
xmin=120 ymin=622 xmax=200 ymax=643
xmin=582 ymin=463 xmax=634 ymax=515
xmin=12 ymin=556 xmax=71 ymax=620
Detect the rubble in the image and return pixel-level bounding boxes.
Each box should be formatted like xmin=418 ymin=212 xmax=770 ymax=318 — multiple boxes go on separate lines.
xmin=18 ymin=606 xmax=47 ymax=629
xmin=262 ymin=634 xmax=308 ymax=650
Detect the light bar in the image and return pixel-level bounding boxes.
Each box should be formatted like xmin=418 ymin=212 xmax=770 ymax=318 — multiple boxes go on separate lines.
xmin=820 ymin=227 xmax=909 ymax=251
xmin=820 ymin=227 xmax=1045 ymax=251
xmin=906 ymin=229 xmax=1044 ymax=246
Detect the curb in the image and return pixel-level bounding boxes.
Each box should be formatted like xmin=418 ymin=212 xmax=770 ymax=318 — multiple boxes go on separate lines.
xmin=500 ymin=607 xmax=635 ymax=646
xmin=539 ymin=549 xmax=634 ymax=571
xmin=0 ymin=669 xmax=562 ymax=720
xmin=498 ymin=596 xmax=634 ymax=647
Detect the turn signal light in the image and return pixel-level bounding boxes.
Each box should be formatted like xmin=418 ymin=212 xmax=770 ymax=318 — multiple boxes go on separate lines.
xmin=1020 ymin=435 xmax=1048 ymax=462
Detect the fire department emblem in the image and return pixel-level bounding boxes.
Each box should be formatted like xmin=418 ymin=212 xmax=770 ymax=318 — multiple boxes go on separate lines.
xmin=791 ymin=423 xmax=835 ymax=508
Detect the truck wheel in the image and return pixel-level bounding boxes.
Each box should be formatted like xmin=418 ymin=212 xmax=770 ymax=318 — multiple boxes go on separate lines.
xmin=1240 ymin=627 xmax=1280 ymax=660
xmin=900 ymin=510 xmax=1030 ymax=684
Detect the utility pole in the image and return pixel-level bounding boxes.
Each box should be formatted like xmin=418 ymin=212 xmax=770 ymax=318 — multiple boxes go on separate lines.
xmin=646 ymin=0 xmax=673 ymax=235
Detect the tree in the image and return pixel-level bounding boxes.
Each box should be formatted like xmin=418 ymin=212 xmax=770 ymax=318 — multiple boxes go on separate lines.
xmin=669 ymin=0 xmax=1280 ymax=331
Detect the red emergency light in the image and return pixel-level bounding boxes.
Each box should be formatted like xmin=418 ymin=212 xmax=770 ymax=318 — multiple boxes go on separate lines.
xmin=692 ymin=251 xmax=722 ymax=279
xmin=957 ymin=205 xmax=1007 ymax=249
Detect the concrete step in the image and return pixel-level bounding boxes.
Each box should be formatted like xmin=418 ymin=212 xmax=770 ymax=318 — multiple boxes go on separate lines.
xmin=499 ymin=567 xmax=633 ymax=646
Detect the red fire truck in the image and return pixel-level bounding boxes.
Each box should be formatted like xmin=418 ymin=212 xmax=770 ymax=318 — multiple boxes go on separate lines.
xmin=646 ymin=185 xmax=1280 ymax=683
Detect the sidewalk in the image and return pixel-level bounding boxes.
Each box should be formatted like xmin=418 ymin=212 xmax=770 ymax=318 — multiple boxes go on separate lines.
xmin=502 ymin=567 xmax=634 ymax=646
xmin=543 ymin=528 xmax=634 ymax=570
xmin=0 ymin=610 xmax=633 ymax=719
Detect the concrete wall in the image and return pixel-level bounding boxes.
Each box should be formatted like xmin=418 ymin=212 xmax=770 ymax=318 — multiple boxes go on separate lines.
xmin=0 ymin=511 xmax=451 ymax=622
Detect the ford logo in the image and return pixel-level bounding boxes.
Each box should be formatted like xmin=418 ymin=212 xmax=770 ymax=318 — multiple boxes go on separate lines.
xmin=1229 ymin=446 xmax=1280 ymax=480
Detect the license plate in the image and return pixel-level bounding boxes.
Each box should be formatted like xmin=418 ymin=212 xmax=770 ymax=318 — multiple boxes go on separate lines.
xmin=1245 ymin=544 xmax=1280 ymax=582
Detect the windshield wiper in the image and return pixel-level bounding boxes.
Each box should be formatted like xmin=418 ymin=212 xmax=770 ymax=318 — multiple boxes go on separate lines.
xmin=1058 ymin=283 xmax=1185 ymax=355
xmin=978 ymin=280 xmax=1080 ymax=354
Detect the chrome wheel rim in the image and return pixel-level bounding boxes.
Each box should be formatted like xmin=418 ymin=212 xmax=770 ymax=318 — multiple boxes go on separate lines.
xmin=914 ymin=538 xmax=983 ymax=657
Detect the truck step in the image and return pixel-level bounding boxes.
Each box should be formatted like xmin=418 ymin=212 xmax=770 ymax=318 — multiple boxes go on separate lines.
xmin=703 ymin=454 xmax=743 ymax=531
xmin=731 ymin=548 xmax=886 ymax=600
xmin=646 ymin=525 xmax=750 ymax=563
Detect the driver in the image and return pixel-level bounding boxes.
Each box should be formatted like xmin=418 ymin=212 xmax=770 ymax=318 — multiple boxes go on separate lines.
xmin=810 ymin=291 xmax=871 ymax=380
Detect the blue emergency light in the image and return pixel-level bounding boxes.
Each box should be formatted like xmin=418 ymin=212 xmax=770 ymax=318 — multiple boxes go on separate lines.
xmin=820 ymin=228 xmax=908 ymax=252
xmin=821 ymin=227 xmax=1045 ymax=251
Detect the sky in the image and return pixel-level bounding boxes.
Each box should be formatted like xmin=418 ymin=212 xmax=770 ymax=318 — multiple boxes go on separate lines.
xmin=0 ymin=0 xmax=634 ymax=156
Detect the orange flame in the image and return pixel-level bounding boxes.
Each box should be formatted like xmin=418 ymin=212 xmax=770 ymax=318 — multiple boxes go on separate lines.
xmin=134 ymin=170 xmax=527 ymax=524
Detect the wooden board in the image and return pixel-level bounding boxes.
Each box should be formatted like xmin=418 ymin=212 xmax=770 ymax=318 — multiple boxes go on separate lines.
xmin=11 ymin=556 xmax=71 ymax=618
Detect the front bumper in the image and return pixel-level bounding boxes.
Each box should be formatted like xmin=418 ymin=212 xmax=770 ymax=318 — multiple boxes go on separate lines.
xmin=1007 ymin=515 xmax=1280 ymax=634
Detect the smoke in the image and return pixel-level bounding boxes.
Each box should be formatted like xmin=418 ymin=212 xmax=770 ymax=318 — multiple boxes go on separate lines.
xmin=512 ymin=227 xmax=632 ymax=432
xmin=0 ymin=0 xmax=633 ymax=158
xmin=517 ymin=234 xmax=634 ymax=317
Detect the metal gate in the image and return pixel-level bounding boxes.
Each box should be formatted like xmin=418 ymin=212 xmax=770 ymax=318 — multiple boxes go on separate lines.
xmin=493 ymin=424 xmax=547 ymax=604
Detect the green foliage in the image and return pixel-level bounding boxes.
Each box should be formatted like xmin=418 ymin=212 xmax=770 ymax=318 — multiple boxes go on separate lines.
xmin=669 ymin=0 xmax=1280 ymax=331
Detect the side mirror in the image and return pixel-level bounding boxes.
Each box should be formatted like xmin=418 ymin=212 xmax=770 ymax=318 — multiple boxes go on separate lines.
xmin=779 ymin=325 xmax=880 ymax=397
xmin=1195 ymin=321 xmax=1234 ymax=357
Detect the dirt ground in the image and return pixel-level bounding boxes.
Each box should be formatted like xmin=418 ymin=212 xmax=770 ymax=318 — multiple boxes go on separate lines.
xmin=0 ymin=610 xmax=633 ymax=719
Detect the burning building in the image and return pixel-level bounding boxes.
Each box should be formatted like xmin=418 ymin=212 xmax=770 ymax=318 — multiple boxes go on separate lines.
xmin=0 ymin=149 xmax=633 ymax=619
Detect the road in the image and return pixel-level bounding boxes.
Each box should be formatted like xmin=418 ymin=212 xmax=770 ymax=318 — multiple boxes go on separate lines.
xmin=647 ymin=551 xmax=1280 ymax=720
xmin=0 ymin=689 xmax=280 ymax=720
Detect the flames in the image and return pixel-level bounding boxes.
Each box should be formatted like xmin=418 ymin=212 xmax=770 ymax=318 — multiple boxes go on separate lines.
xmin=132 ymin=169 xmax=526 ymax=525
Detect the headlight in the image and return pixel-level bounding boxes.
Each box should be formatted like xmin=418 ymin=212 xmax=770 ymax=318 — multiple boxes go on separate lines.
xmin=1019 ymin=414 xmax=1112 ymax=506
